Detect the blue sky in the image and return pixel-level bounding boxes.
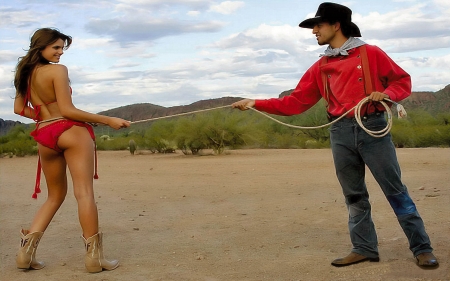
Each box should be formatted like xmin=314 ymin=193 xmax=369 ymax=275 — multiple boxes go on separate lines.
xmin=1 ymin=0 xmax=449 ymax=122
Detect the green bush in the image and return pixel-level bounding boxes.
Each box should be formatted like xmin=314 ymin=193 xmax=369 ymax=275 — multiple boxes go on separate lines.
xmin=96 ymin=137 xmax=129 ymax=150
xmin=0 ymin=125 xmax=38 ymax=156
xmin=144 ymin=120 xmax=177 ymax=153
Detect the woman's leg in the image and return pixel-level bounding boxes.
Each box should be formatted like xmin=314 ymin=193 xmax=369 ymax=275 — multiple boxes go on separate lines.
xmin=18 ymin=145 xmax=67 ymax=269
xmin=57 ymin=125 xmax=98 ymax=238
xmin=28 ymin=145 xmax=68 ymax=233
xmin=58 ymin=125 xmax=119 ymax=272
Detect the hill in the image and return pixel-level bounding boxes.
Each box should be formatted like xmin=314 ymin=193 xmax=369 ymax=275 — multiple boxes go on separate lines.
xmin=402 ymin=84 xmax=450 ymax=113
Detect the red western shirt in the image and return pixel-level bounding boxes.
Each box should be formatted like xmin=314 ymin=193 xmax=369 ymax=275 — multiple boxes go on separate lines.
xmin=254 ymin=44 xmax=411 ymax=118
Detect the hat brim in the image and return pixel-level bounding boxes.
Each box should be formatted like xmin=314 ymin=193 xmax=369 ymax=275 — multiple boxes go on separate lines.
xmin=299 ymin=17 xmax=321 ymax=29
xmin=299 ymin=17 xmax=361 ymax=37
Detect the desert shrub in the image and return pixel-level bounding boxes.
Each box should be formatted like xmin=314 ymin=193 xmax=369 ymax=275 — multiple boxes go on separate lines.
xmin=406 ymin=110 xmax=439 ymax=126
xmin=391 ymin=123 xmax=416 ymax=148
xmin=435 ymin=112 xmax=450 ymax=125
xmin=0 ymin=125 xmax=37 ymax=156
xmin=1 ymin=138 xmax=38 ymax=156
xmin=390 ymin=111 xmax=450 ymax=148
xmin=96 ymin=137 xmax=129 ymax=150
xmin=172 ymin=109 xmax=258 ymax=154
xmin=129 ymin=139 xmax=137 ymax=155
xmin=145 ymin=120 xmax=177 ymax=153
xmin=413 ymin=126 xmax=449 ymax=147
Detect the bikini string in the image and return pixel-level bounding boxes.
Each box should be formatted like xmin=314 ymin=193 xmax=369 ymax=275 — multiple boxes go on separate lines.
xmin=94 ymin=141 xmax=99 ymax=179
xmin=32 ymin=152 xmax=42 ymax=199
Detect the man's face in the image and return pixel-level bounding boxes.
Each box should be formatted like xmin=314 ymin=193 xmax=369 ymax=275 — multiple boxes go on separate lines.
xmin=312 ymin=22 xmax=337 ymax=46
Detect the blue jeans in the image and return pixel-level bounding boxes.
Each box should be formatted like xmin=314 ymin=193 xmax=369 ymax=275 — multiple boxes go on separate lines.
xmin=329 ymin=113 xmax=433 ymax=258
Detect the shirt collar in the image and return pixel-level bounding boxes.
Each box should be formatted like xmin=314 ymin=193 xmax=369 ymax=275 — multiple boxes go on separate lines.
xmin=320 ymin=37 xmax=366 ymax=57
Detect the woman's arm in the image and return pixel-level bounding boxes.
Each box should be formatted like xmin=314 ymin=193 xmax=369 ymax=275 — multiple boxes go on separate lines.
xmin=52 ymin=65 xmax=130 ymax=129
xmin=14 ymin=94 xmax=35 ymax=119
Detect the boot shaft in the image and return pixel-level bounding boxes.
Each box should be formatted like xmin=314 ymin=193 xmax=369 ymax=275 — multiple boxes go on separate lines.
xmin=82 ymin=232 xmax=119 ymax=273
xmin=16 ymin=229 xmax=45 ymax=270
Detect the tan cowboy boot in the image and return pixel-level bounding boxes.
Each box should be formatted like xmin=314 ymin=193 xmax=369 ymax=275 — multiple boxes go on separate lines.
xmin=16 ymin=229 xmax=45 ymax=270
xmin=82 ymin=232 xmax=119 ymax=273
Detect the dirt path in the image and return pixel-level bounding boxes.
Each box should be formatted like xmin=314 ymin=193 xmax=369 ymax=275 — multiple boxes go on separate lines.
xmin=1 ymin=148 xmax=449 ymax=281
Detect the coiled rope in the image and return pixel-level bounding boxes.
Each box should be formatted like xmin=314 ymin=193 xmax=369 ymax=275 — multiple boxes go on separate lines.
xmin=130 ymin=98 xmax=406 ymax=138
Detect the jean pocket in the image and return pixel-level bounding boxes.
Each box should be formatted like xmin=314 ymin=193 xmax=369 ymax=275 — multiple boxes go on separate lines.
xmin=363 ymin=116 xmax=386 ymax=131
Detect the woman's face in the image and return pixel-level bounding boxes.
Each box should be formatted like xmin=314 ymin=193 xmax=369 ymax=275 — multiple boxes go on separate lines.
xmin=40 ymin=39 xmax=65 ymax=63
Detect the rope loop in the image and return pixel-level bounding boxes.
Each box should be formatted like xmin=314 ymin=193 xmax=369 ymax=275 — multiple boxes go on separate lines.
xmin=354 ymin=97 xmax=392 ymax=138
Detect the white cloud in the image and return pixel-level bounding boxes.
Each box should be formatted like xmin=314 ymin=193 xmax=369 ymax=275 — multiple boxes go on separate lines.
xmin=433 ymin=0 xmax=450 ymax=9
xmin=187 ymin=10 xmax=201 ymax=16
xmin=85 ymin=18 xmax=225 ymax=43
xmin=366 ymin=36 xmax=450 ymax=53
xmin=115 ymin=0 xmax=212 ymax=11
xmin=355 ymin=3 xmax=450 ymax=44
xmin=208 ymin=1 xmax=245 ymax=15
xmin=0 ymin=7 xmax=40 ymax=28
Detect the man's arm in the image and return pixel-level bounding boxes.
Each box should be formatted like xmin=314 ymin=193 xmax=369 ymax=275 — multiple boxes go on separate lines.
xmin=367 ymin=45 xmax=411 ymax=102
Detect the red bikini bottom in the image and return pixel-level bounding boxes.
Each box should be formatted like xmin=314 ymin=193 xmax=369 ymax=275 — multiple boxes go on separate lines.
xmin=30 ymin=119 xmax=98 ymax=199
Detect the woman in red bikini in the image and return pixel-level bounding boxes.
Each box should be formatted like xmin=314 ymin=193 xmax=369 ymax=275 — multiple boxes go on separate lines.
xmin=13 ymin=28 xmax=130 ymax=273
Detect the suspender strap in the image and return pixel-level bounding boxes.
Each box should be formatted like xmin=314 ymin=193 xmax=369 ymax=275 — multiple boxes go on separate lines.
xmin=359 ymin=45 xmax=373 ymax=95
xmin=320 ymin=56 xmax=329 ymax=109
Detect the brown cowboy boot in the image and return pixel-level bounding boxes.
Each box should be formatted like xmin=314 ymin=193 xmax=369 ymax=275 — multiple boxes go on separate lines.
xmin=416 ymin=252 xmax=439 ymax=268
xmin=82 ymin=232 xmax=119 ymax=273
xmin=16 ymin=229 xmax=45 ymax=270
xmin=331 ymin=252 xmax=379 ymax=267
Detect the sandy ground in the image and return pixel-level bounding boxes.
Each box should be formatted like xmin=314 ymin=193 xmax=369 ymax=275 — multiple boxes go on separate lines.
xmin=0 ymin=148 xmax=449 ymax=281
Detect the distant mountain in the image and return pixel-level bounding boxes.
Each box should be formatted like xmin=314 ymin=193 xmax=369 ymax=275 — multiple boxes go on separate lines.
xmin=0 ymin=119 xmax=26 ymax=136
xmin=401 ymin=84 xmax=450 ymax=113
xmin=2 ymin=85 xmax=449 ymax=135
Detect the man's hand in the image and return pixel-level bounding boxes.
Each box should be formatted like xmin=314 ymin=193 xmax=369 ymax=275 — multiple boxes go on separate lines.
xmin=231 ymin=99 xmax=255 ymax=110
xmin=368 ymin=91 xmax=389 ymax=102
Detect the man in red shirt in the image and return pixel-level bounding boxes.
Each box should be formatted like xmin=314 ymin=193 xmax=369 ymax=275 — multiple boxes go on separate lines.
xmin=232 ymin=2 xmax=438 ymax=268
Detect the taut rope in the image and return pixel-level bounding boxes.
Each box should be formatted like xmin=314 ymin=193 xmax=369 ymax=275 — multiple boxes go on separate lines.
xmin=128 ymin=98 xmax=406 ymax=138
xmin=130 ymin=105 xmax=230 ymax=124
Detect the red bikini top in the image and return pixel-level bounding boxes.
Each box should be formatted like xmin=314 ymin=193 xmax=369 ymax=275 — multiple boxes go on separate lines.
xmin=20 ymin=86 xmax=71 ymax=122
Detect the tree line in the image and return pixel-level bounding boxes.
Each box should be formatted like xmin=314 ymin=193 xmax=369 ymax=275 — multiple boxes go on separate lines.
xmin=1 ymin=104 xmax=449 ymax=157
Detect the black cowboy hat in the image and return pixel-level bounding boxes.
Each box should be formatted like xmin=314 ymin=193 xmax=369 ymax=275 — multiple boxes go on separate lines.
xmin=299 ymin=2 xmax=361 ymax=37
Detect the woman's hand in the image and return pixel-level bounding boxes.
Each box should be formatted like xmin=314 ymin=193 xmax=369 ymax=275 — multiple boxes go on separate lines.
xmin=107 ymin=117 xmax=131 ymax=130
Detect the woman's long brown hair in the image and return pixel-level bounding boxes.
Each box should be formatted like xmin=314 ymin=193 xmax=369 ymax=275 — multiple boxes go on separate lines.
xmin=14 ymin=28 xmax=72 ymax=98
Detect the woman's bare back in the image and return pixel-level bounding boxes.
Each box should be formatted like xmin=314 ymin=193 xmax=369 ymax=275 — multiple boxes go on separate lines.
xmin=30 ymin=64 xmax=70 ymax=121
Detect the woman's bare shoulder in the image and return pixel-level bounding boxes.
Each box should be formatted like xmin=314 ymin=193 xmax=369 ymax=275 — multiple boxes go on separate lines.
xmin=37 ymin=64 xmax=68 ymax=73
xmin=47 ymin=63 xmax=68 ymax=72
xmin=37 ymin=64 xmax=69 ymax=80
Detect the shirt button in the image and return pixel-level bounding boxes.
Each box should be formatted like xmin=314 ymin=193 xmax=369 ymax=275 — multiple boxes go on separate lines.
xmin=327 ymin=75 xmax=331 ymax=78
xmin=358 ymin=78 xmax=362 ymax=81
xmin=357 ymin=65 xmax=362 ymax=69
